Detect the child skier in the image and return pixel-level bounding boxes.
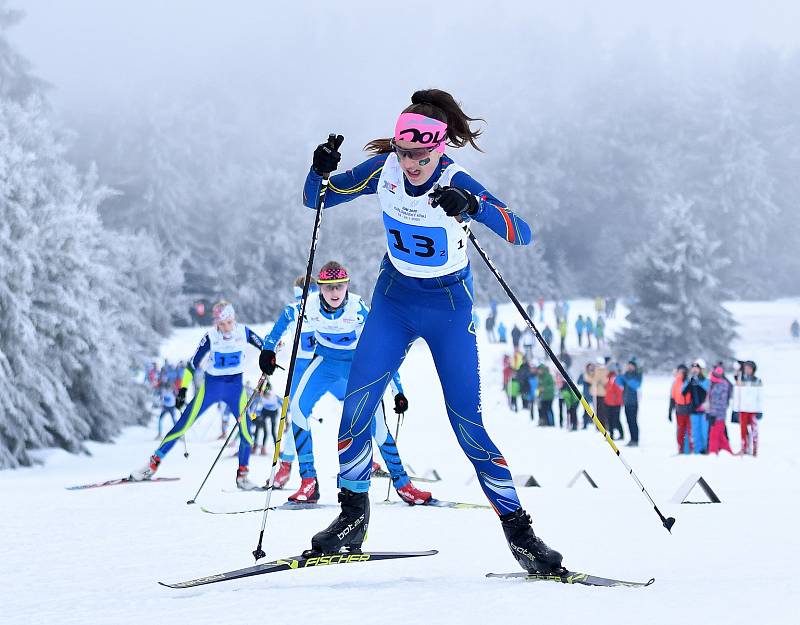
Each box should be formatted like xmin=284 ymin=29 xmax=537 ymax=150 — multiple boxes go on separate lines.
xmin=295 ymin=89 xmax=563 ymax=574
xmin=259 ymin=262 xmax=431 ymax=505
xmin=130 ymin=302 xmax=264 ymax=488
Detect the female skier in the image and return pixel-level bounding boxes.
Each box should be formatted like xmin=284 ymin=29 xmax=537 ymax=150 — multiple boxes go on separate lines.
xmin=259 ymin=261 xmax=431 ymax=505
xmin=130 ymin=301 xmax=264 ymax=489
xmin=295 ymin=89 xmax=563 ymax=574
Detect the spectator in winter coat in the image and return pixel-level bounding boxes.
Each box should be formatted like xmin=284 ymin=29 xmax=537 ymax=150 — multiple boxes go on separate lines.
xmin=577 ymin=363 xmax=594 ymax=429
xmin=615 ymin=358 xmax=642 ymax=447
xmin=538 ymin=297 xmax=545 ymax=322
xmin=562 ymin=300 xmax=570 ymax=323
xmin=521 ymin=328 xmax=535 ymax=361
xmin=585 ymin=357 xmax=609 ymax=430
xmin=683 ymin=359 xmax=711 ymax=454
xmin=528 ymin=368 xmax=539 ymax=423
xmin=517 ymin=360 xmax=532 ymax=410
xmin=537 ymin=364 xmax=556 ymax=426
xmin=605 ymin=364 xmax=625 ymax=440
xmin=732 ymin=360 xmax=763 ymax=456
xmin=555 ymin=370 xmax=565 ymax=427
xmin=594 ymin=296 xmax=604 ymax=316
xmin=542 ymin=324 xmax=553 ymax=346
xmin=585 ymin=317 xmax=594 ymax=349
xmin=595 ymin=316 xmax=606 ymax=348
xmin=502 ymin=355 xmax=513 ymax=392
xmin=526 ymin=302 xmax=535 ymax=320
xmin=670 ymin=364 xmax=692 ymax=453
xmin=558 ymin=318 xmax=568 ymax=353
xmin=791 ymin=320 xmax=799 ymax=340
xmin=511 ymin=325 xmax=522 ymax=350
xmin=485 ymin=314 xmax=496 ymax=343
xmin=707 ymin=365 xmax=733 ymax=454
xmin=561 ymin=384 xmax=579 ymax=431
xmin=575 ymin=315 xmax=585 ymax=348
xmin=489 ymin=297 xmax=498 ymax=319
xmin=497 ymin=321 xmax=507 ymax=344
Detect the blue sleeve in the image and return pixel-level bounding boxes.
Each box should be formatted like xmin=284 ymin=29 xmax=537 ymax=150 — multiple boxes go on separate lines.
xmin=303 ymin=153 xmax=389 ymax=209
xmin=390 ymin=371 xmax=404 ymax=395
xmin=245 ymin=326 xmax=264 ymax=350
xmin=627 ymin=374 xmax=642 ymax=391
xmin=189 ymin=333 xmax=211 ymax=372
xmin=614 ymin=375 xmax=625 ymax=390
xmin=263 ymin=304 xmax=296 ymax=351
xmin=450 ymin=171 xmax=531 ymax=246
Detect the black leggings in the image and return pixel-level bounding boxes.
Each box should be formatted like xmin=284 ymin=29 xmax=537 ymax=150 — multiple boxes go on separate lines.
xmin=254 ymin=409 xmax=279 ymax=446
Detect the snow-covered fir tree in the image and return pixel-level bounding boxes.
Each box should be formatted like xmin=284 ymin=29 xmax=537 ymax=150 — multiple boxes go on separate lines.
xmin=0 ymin=13 xmax=176 ymax=467
xmin=612 ymin=196 xmax=736 ymax=370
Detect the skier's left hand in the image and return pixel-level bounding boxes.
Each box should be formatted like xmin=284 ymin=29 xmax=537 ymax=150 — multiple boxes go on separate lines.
xmin=430 ymin=185 xmax=479 ymax=218
xmin=394 ymin=393 xmax=409 ymax=414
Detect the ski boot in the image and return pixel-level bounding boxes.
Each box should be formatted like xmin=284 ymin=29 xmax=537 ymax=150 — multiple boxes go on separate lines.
xmin=500 ymin=508 xmax=564 ymax=574
xmin=396 ymin=481 xmax=432 ymax=505
xmin=271 ymin=460 xmax=292 ymax=489
xmin=304 ymin=488 xmax=369 ymax=555
xmin=129 ymin=454 xmax=160 ymax=481
xmin=370 ymin=460 xmax=382 ymax=475
xmin=288 ymin=477 xmax=320 ymax=503
xmin=236 ymin=466 xmax=259 ymax=490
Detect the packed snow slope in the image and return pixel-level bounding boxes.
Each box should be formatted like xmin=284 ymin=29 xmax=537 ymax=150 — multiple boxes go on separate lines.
xmin=2 ymin=299 xmax=799 ymax=625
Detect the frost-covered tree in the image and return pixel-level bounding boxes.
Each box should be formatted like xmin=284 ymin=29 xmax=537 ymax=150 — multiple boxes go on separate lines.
xmin=613 ymin=196 xmax=736 ymax=370
xmin=0 ymin=97 xmax=165 ymax=466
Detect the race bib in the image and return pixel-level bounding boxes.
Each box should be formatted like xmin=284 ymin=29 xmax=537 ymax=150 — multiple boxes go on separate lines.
xmin=383 ymin=213 xmax=448 ymax=267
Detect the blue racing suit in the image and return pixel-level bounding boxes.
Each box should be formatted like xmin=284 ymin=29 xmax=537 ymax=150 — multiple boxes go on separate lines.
xmin=155 ymin=325 xmax=263 ymax=468
xmin=303 ymin=151 xmax=531 ymax=515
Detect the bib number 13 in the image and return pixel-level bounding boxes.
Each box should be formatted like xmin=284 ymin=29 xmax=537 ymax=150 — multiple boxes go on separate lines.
xmin=383 ymin=213 xmax=448 ymax=267
xmin=388 ymin=229 xmax=435 ymax=258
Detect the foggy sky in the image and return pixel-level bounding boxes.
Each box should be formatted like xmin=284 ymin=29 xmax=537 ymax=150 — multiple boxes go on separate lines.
xmin=8 ymin=0 xmax=800 ymax=161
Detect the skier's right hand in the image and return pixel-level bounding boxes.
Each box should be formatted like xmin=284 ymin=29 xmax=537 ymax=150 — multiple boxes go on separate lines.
xmin=176 ymin=387 xmax=187 ymax=409
xmin=312 ymin=134 xmax=345 ymax=176
xmin=259 ymin=349 xmax=277 ymax=375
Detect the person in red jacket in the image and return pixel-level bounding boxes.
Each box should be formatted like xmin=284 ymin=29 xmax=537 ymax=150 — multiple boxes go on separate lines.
xmin=605 ymin=363 xmax=625 ymax=440
xmin=670 ymin=364 xmax=692 ymax=453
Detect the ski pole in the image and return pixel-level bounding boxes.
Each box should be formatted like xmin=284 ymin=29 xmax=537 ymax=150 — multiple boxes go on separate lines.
xmin=466 ymin=228 xmax=676 ymax=533
xmin=252 ymin=134 xmax=343 ymax=562
xmin=186 ymin=373 xmax=267 ymax=505
xmin=384 ymin=406 xmax=404 ymax=502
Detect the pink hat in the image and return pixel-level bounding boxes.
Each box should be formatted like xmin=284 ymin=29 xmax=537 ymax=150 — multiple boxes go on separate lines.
xmin=394 ymin=113 xmax=447 ymax=152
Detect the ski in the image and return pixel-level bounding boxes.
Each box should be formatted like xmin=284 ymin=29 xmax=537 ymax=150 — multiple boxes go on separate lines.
xmin=486 ymin=570 xmax=655 ymax=588
xmin=372 ymin=468 xmax=441 ymax=483
xmin=66 ymin=477 xmax=180 ymax=491
xmin=380 ymin=498 xmax=490 ymax=509
xmin=201 ymin=502 xmax=337 ymax=515
xmin=159 ymin=550 xmax=438 ymax=589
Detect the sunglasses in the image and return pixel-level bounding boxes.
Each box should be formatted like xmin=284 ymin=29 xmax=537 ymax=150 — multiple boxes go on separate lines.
xmin=390 ymin=139 xmax=441 ymax=162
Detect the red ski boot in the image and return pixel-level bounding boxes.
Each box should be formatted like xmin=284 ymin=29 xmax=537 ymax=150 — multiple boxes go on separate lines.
xmin=396 ymin=481 xmax=432 ymax=505
xmin=371 ymin=461 xmax=382 ymax=475
xmin=271 ymin=460 xmax=292 ymax=489
xmin=288 ymin=477 xmax=320 ymax=503
xmin=129 ymin=454 xmax=160 ymax=481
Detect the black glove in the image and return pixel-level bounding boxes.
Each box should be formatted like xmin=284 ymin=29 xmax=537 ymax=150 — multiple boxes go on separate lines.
xmin=430 ymin=185 xmax=479 ymax=218
xmin=312 ymin=134 xmax=345 ymax=176
xmin=176 ymin=387 xmax=187 ymax=410
xmin=394 ymin=393 xmax=409 ymax=414
xmin=259 ymin=349 xmax=277 ymax=375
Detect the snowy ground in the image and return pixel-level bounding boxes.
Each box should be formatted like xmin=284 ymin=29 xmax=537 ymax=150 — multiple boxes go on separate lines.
xmin=2 ymin=298 xmax=799 ymax=625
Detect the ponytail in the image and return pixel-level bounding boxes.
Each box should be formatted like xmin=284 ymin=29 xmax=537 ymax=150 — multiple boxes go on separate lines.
xmin=365 ymin=88 xmax=484 ymax=155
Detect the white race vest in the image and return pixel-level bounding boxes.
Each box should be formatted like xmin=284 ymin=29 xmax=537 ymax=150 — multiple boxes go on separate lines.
xmin=205 ymin=325 xmax=249 ymax=377
xmin=291 ymin=301 xmax=317 ymax=360
xmin=304 ymin=292 xmax=367 ymax=354
xmin=377 ymin=154 xmax=470 ymax=278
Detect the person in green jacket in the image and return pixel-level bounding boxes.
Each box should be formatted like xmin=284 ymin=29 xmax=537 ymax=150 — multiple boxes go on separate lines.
xmin=561 ymin=384 xmax=580 ymax=431
xmin=537 ymin=364 xmax=555 ymax=426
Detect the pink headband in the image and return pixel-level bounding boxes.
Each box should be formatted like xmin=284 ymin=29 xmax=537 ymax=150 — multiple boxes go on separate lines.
xmin=394 ymin=113 xmax=447 ymax=153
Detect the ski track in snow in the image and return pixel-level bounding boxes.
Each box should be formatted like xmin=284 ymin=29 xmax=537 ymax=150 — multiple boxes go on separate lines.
xmin=2 ymin=299 xmax=799 ymax=625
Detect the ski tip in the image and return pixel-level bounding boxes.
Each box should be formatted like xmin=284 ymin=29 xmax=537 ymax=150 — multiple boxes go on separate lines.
xmin=646 ymin=577 xmax=656 ymax=586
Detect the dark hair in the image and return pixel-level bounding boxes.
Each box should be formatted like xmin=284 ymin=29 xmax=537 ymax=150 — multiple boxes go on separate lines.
xmin=365 ymin=89 xmax=484 ymax=155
